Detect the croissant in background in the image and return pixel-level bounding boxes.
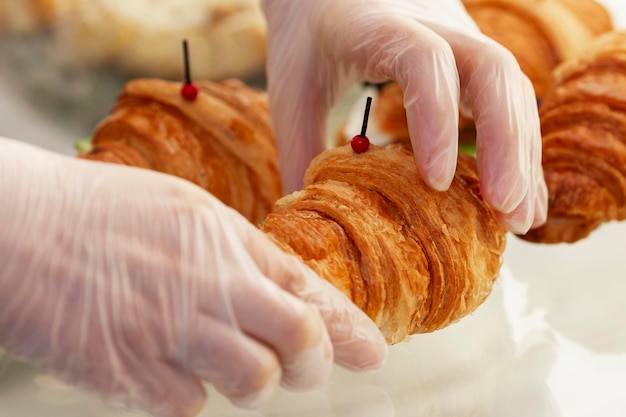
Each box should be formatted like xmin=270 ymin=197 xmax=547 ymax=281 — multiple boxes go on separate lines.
xmin=0 ymin=0 xmax=267 ymax=82
xmin=520 ymin=30 xmax=626 ymax=244
xmin=352 ymin=0 xmax=612 ymax=148
xmin=262 ymin=145 xmax=506 ymax=344
xmin=464 ymin=0 xmax=612 ymax=99
xmin=79 ymin=78 xmax=282 ymax=226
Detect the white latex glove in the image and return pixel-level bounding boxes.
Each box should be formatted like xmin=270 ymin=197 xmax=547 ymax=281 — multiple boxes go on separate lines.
xmin=0 ymin=137 xmax=387 ymax=417
xmin=262 ymin=0 xmax=548 ymax=234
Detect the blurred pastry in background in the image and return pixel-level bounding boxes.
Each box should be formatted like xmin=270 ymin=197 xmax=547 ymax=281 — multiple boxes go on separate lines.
xmin=519 ymin=30 xmax=626 ymax=244
xmin=0 ymin=0 xmax=266 ymax=81
xmin=78 ymin=77 xmax=282 ymax=226
xmin=0 ymin=0 xmax=267 ymax=137
xmin=337 ymin=0 xmax=613 ymax=148
xmin=464 ymin=0 xmax=612 ymax=100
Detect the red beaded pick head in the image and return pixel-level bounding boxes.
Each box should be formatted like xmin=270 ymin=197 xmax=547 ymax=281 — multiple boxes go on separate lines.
xmin=181 ymin=83 xmax=198 ymax=101
xmin=351 ymin=96 xmax=372 ymax=153
xmin=180 ymin=39 xmax=198 ymax=101
xmin=351 ymin=134 xmax=370 ymax=153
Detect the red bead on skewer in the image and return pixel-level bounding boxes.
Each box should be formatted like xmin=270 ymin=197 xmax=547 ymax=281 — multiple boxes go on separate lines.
xmin=351 ymin=134 xmax=370 ymax=153
xmin=181 ymin=83 xmax=198 ymax=101
xmin=351 ymin=96 xmax=372 ymax=153
xmin=181 ymin=39 xmax=199 ymax=101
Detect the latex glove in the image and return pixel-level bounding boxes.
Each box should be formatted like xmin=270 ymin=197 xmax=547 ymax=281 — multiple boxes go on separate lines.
xmin=0 ymin=137 xmax=387 ymax=417
xmin=262 ymin=0 xmax=548 ymax=234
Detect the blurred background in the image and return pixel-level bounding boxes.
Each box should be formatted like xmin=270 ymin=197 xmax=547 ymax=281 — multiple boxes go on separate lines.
xmin=0 ymin=0 xmax=267 ymax=153
xmin=1 ymin=1 xmax=626 ymax=417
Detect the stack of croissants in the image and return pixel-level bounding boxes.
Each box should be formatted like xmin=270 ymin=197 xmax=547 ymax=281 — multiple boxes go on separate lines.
xmin=77 ymin=0 xmax=625 ymax=345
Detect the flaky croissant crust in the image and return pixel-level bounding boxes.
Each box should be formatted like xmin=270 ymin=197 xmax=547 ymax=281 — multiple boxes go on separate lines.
xmin=262 ymin=145 xmax=506 ymax=344
xmin=79 ymin=78 xmax=282 ymax=226
xmin=520 ymin=30 xmax=626 ymax=243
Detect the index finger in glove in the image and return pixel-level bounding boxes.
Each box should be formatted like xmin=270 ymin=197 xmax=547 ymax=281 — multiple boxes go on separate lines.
xmin=230 ymin=216 xmax=389 ymax=374
xmin=324 ymin=14 xmax=461 ymax=191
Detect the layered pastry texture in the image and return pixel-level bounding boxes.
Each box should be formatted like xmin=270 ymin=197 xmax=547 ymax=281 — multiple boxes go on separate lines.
xmin=79 ymin=78 xmax=282 ymax=226
xmin=520 ymin=30 xmax=626 ymax=243
xmin=262 ymin=144 xmax=507 ymax=344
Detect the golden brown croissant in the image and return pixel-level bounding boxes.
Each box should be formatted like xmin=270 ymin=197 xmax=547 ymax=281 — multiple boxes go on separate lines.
xmin=463 ymin=0 xmax=612 ymax=99
xmin=79 ymin=78 xmax=282 ymax=226
xmin=350 ymin=0 xmax=612 ymax=148
xmin=519 ymin=30 xmax=626 ymax=244
xmin=262 ymin=144 xmax=506 ymax=344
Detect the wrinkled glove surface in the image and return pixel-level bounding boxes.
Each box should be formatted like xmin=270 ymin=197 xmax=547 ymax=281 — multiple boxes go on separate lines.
xmin=0 ymin=137 xmax=387 ymax=417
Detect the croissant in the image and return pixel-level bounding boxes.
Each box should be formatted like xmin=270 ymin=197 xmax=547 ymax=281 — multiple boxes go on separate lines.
xmin=519 ymin=30 xmax=626 ymax=244
xmin=261 ymin=144 xmax=506 ymax=344
xmin=347 ymin=0 xmax=612 ymax=148
xmin=463 ymin=0 xmax=612 ymax=99
xmin=79 ymin=78 xmax=282 ymax=226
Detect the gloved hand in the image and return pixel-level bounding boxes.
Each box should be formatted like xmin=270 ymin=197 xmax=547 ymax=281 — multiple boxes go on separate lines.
xmin=261 ymin=0 xmax=548 ymax=234
xmin=0 ymin=137 xmax=387 ymax=417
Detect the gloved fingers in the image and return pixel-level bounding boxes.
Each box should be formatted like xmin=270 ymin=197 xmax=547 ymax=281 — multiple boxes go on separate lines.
xmin=528 ymin=139 xmax=549 ymax=229
xmin=456 ymin=37 xmax=547 ymax=232
xmin=189 ymin=212 xmax=335 ymax=391
xmin=303 ymin=277 xmax=391 ymax=373
xmin=263 ymin=4 xmax=332 ymax=194
xmin=270 ymin=75 xmax=330 ymax=194
xmin=183 ymin=314 xmax=281 ymax=409
xmin=400 ymin=36 xmax=461 ymax=191
xmin=266 ymin=64 xmax=330 ymax=194
xmin=64 ymin=351 xmax=207 ymax=417
xmin=131 ymin=198 xmax=350 ymax=393
xmin=115 ymin=362 xmax=206 ymax=417
xmin=328 ymin=15 xmax=461 ymax=190
xmin=203 ymin=258 xmax=334 ymax=391
xmin=532 ymin=169 xmax=549 ymax=229
xmin=495 ymin=142 xmax=549 ymax=232
xmin=228 ymin=280 xmax=335 ymax=391
xmin=230 ymin=221 xmax=388 ymax=372
xmin=495 ymin=193 xmax=533 ymax=235
xmin=273 ymin=260 xmax=388 ymax=373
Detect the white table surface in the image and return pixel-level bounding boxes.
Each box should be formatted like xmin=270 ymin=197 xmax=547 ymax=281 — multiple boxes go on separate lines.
xmin=1 ymin=1 xmax=626 ymax=417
